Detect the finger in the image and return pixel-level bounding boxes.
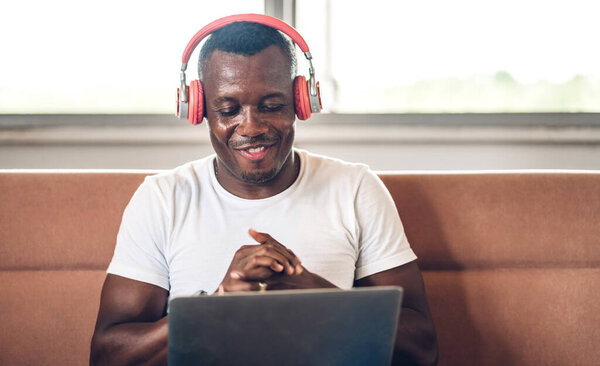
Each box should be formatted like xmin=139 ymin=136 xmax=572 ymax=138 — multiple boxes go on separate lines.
xmin=233 ymin=267 xmax=274 ymax=281
xmin=287 ymin=248 xmax=304 ymax=274
xmin=219 ymin=281 xmax=255 ymax=293
xmin=233 ymin=244 xmax=262 ymax=259
xmin=230 ymin=271 xmax=243 ymax=280
xmin=243 ymin=255 xmax=285 ymax=273
xmin=246 ymin=232 xmax=297 ymax=274
xmin=247 ymin=228 xmax=269 ymax=244
xmin=248 ymin=229 xmax=302 ymax=272
xmin=254 ymin=247 xmax=300 ymax=274
xmin=270 ymin=245 xmax=301 ymax=275
xmin=235 ymin=243 xmax=290 ymax=273
xmin=258 ymin=245 xmax=297 ymax=275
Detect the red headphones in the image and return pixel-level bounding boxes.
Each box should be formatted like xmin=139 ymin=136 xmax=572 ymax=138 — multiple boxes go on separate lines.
xmin=176 ymin=14 xmax=322 ymax=125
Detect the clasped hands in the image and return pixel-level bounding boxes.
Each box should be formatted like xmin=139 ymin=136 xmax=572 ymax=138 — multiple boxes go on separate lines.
xmin=217 ymin=228 xmax=327 ymax=293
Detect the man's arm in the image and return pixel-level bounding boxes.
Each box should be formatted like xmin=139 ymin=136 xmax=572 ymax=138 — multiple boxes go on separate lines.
xmin=90 ymin=274 xmax=169 ymax=366
xmin=355 ymin=261 xmax=438 ymax=366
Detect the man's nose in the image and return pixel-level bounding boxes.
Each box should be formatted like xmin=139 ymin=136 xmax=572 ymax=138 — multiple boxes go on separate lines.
xmin=235 ymin=107 xmax=268 ymax=136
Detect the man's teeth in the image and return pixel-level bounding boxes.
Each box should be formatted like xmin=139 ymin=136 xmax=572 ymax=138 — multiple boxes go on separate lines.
xmin=247 ymin=146 xmax=265 ymax=153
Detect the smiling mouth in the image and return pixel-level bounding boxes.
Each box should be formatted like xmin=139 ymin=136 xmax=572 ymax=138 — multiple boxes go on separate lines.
xmin=247 ymin=146 xmax=265 ymax=153
xmin=236 ymin=144 xmax=273 ymax=160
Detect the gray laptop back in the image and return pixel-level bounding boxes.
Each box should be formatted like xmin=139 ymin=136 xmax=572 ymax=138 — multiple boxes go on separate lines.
xmin=168 ymin=286 xmax=403 ymax=366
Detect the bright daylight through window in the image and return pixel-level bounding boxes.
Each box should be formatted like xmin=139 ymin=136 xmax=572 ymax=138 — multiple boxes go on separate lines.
xmin=297 ymin=0 xmax=600 ymax=113
xmin=1 ymin=0 xmax=599 ymax=114
xmin=0 ymin=0 xmax=263 ymax=114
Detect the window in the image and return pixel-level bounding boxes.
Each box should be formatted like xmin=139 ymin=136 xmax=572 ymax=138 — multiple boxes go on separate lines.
xmin=2 ymin=0 xmax=599 ymax=115
xmin=0 ymin=0 xmax=263 ymax=114
xmin=296 ymin=0 xmax=600 ymax=112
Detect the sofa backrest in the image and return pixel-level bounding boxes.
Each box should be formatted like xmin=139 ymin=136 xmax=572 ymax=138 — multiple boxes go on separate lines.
xmin=1 ymin=171 xmax=598 ymax=365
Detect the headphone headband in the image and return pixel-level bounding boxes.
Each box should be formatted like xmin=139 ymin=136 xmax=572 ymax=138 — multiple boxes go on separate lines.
xmin=181 ymin=13 xmax=311 ymax=68
xmin=177 ymin=13 xmax=322 ymax=124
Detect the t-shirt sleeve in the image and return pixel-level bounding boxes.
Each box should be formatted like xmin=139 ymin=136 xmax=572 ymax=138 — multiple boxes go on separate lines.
xmin=354 ymin=169 xmax=417 ymax=280
xmin=106 ymin=176 xmax=170 ymax=291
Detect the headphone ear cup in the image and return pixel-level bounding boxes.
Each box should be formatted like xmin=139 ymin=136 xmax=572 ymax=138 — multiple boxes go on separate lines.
xmin=188 ymin=80 xmax=205 ymax=125
xmin=294 ymin=76 xmax=311 ymax=120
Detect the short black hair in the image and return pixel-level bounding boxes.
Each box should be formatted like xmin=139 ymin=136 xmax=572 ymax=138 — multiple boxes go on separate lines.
xmin=198 ymin=21 xmax=297 ymax=81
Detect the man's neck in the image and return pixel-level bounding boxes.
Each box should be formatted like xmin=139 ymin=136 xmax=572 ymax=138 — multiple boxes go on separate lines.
xmin=214 ymin=151 xmax=300 ymax=200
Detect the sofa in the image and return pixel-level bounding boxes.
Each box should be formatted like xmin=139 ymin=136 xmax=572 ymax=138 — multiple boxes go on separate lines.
xmin=0 ymin=170 xmax=598 ymax=365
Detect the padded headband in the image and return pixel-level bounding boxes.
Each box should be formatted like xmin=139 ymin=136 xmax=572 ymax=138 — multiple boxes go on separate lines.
xmin=181 ymin=13 xmax=311 ymax=68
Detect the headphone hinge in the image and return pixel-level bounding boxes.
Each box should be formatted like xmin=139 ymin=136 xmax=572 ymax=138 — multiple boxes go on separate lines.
xmin=180 ymin=69 xmax=188 ymax=102
xmin=307 ymin=59 xmax=317 ymax=97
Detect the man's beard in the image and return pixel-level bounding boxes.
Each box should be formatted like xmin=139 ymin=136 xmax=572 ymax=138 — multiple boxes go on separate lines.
xmin=239 ymin=166 xmax=279 ymax=184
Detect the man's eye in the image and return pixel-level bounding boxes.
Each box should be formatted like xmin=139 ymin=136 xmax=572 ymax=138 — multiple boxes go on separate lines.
xmin=261 ymin=104 xmax=284 ymax=112
xmin=218 ymin=106 xmax=239 ymax=117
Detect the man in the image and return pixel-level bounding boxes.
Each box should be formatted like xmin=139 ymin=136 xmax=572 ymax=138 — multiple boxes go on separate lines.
xmin=90 ymin=19 xmax=438 ymax=366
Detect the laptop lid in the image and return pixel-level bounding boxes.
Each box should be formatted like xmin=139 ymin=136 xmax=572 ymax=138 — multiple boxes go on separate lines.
xmin=168 ymin=286 xmax=403 ymax=366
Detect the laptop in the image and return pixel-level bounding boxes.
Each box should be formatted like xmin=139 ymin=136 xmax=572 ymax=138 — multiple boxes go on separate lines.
xmin=168 ymin=286 xmax=403 ymax=366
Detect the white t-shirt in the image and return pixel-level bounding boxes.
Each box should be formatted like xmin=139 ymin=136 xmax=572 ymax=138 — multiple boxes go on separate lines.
xmin=107 ymin=149 xmax=416 ymax=298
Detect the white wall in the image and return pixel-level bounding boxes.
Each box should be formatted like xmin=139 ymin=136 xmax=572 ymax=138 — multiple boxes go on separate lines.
xmin=2 ymin=114 xmax=599 ymax=171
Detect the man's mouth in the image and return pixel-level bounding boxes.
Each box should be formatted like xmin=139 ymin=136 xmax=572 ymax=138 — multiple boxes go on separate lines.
xmin=247 ymin=146 xmax=265 ymax=153
xmin=237 ymin=145 xmax=272 ymax=160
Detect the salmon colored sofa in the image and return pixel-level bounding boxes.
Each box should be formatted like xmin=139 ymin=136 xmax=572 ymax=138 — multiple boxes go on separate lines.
xmin=1 ymin=170 xmax=598 ymax=365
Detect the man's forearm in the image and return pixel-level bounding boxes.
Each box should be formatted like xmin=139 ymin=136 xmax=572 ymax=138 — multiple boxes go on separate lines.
xmin=90 ymin=316 xmax=168 ymax=366
xmin=392 ymin=308 xmax=438 ymax=366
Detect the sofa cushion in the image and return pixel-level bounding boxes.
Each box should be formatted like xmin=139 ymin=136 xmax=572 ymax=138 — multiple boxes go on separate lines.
xmin=0 ymin=172 xmax=146 ymax=270
xmin=380 ymin=172 xmax=600 ymax=269
xmin=424 ymin=268 xmax=600 ymax=365
xmin=0 ymin=270 xmax=106 ymax=365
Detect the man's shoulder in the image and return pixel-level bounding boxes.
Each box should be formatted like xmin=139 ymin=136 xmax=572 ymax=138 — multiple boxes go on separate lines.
xmin=298 ymin=149 xmax=372 ymax=187
xmin=142 ymin=155 xmax=214 ymax=194
xmin=296 ymin=149 xmax=369 ymax=173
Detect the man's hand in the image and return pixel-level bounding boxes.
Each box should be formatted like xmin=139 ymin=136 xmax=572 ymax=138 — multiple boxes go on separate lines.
xmin=217 ymin=229 xmax=337 ymax=292
xmin=217 ymin=229 xmax=303 ymax=292
xmin=264 ymin=266 xmax=337 ymax=290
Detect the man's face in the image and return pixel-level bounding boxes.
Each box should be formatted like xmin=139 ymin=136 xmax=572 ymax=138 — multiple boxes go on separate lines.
xmin=202 ymin=45 xmax=296 ymax=184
